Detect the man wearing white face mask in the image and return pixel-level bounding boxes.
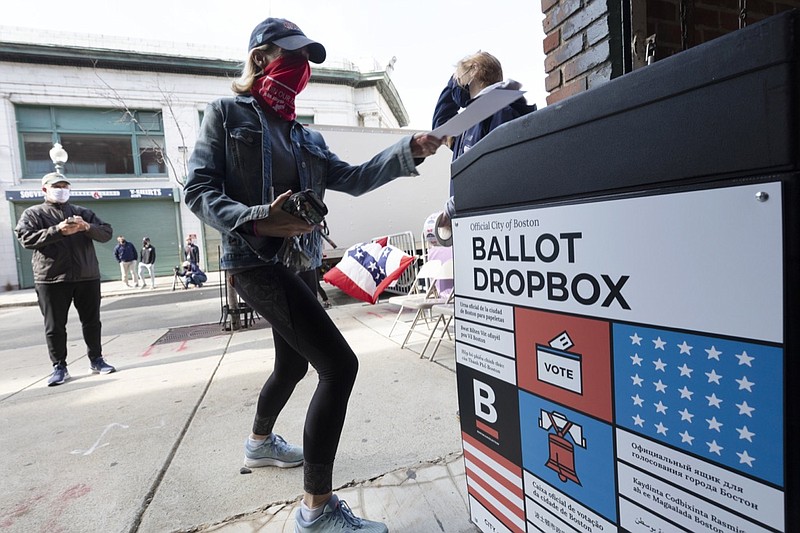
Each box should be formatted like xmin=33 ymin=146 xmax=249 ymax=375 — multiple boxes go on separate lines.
xmin=15 ymin=172 xmax=116 ymax=386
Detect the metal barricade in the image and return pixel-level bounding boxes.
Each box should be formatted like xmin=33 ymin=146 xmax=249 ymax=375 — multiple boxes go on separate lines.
xmin=381 ymin=231 xmax=419 ymax=295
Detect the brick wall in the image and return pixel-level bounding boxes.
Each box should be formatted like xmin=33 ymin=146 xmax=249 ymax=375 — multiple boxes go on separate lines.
xmin=542 ymin=0 xmax=623 ymax=105
xmin=648 ymin=0 xmax=800 ymax=58
xmin=542 ymin=0 xmax=800 ymax=103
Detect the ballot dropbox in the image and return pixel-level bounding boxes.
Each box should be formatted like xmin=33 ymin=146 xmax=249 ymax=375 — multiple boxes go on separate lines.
xmin=450 ymin=10 xmax=799 ymax=533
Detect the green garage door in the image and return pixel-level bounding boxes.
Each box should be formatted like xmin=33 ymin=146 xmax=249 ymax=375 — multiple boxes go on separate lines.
xmin=14 ymin=199 xmax=182 ymax=288
xmin=202 ymin=222 xmax=222 ymax=272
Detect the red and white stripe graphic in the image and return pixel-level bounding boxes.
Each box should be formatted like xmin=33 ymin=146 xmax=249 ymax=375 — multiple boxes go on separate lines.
xmin=463 ymin=432 xmax=525 ymax=533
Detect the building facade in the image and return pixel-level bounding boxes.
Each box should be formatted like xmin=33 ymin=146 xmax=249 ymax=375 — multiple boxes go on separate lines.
xmin=0 ymin=28 xmax=410 ymax=289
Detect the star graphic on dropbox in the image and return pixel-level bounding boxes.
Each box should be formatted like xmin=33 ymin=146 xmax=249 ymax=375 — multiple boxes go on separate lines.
xmin=736 ymin=376 xmax=754 ymax=392
xmin=707 ymin=440 xmax=724 ymax=455
xmin=706 ymin=393 xmax=723 ymax=408
xmin=705 ymin=346 xmax=722 ymax=360
xmin=737 ymin=401 xmax=755 ymax=417
xmin=737 ymin=450 xmax=755 ymax=467
xmin=736 ymin=350 xmax=755 ymax=366
xmin=737 ymin=426 xmax=755 ymax=442
xmin=706 ymin=416 xmax=723 ymax=432
xmin=705 ymin=369 xmax=723 ymax=384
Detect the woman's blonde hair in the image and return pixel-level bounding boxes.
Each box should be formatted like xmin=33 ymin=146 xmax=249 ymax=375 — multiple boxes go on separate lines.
xmin=231 ymin=44 xmax=280 ymax=94
xmin=454 ymin=51 xmax=503 ymax=90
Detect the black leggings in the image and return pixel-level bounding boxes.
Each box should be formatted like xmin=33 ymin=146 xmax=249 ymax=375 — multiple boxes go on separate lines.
xmin=231 ymin=264 xmax=358 ymax=495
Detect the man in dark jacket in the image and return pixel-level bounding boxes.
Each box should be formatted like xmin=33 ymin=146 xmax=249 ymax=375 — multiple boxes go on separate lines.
xmin=15 ymin=172 xmax=116 ymax=386
xmin=184 ymin=237 xmax=200 ymax=267
xmin=113 ymin=235 xmax=139 ymax=287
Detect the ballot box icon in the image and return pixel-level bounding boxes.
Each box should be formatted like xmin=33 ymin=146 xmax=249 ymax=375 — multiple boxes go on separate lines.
xmin=540 ymin=410 xmax=586 ymax=485
xmin=536 ymin=331 xmax=583 ymax=394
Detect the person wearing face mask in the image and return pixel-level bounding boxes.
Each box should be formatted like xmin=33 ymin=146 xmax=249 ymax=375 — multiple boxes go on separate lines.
xmin=15 ymin=172 xmax=116 ymax=386
xmin=184 ymin=236 xmax=200 ymax=268
xmin=184 ymin=17 xmax=445 ymax=533
xmin=138 ymin=237 xmax=157 ymax=289
xmin=431 ymin=51 xmax=537 ymax=241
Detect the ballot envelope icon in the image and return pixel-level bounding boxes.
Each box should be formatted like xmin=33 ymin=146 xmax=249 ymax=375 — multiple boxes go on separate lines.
xmin=536 ymin=340 xmax=583 ymax=394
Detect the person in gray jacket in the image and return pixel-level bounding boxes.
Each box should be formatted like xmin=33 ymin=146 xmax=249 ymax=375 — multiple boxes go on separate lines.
xmin=15 ymin=172 xmax=116 ymax=386
xmin=184 ymin=17 xmax=444 ymax=533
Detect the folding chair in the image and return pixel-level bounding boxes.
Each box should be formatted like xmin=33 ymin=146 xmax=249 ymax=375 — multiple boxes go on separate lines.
xmin=420 ymin=292 xmax=456 ymax=362
xmin=400 ymin=259 xmax=454 ymax=350
xmin=386 ymin=259 xmax=442 ymax=337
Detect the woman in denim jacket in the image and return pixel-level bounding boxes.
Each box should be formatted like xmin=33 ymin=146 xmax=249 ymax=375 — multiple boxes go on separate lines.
xmin=185 ymin=18 xmax=443 ymax=533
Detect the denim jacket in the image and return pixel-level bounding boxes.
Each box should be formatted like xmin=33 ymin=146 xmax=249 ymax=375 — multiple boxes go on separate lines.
xmin=185 ymin=95 xmax=421 ymax=270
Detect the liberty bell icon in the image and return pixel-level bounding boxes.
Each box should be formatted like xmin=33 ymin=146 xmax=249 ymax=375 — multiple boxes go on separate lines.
xmin=539 ymin=410 xmax=586 ymax=485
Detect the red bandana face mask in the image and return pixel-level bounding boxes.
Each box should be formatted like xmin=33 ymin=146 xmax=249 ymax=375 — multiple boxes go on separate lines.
xmin=251 ymin=54 xmax=311 ymax=121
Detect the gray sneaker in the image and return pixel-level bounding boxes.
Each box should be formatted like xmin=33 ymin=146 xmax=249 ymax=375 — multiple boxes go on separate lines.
xmin=90 ymin=357 xmax=116 ymax=375
xmin=294 ymin=494 xmax=387 ymax=533
xmin=47 ymin=363 xmax=69 ymax=386
xmin=244 ymin=434 xmax=303 ymax=468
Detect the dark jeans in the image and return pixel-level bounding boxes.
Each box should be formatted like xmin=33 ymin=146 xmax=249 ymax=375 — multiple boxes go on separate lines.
xmin=185 ymin=272 xmax=207 ymax=287
xmin=232 ymin=264 xmax=358 ymax=495
xmin=35 ymin=280 xmax=103 ymax=366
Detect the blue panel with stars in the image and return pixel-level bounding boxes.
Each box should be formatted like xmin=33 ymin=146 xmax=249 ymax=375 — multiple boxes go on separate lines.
xmin=613 ymin=324 xmax=783 ymax=487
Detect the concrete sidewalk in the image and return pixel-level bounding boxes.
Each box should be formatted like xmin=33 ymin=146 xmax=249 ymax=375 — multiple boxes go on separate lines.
xmin=0 ymin=278 xmax=476 ymax=533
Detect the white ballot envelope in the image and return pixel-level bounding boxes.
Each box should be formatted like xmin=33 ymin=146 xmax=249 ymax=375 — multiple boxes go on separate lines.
xmin=430 ymin=88 xmax=526 ymax=138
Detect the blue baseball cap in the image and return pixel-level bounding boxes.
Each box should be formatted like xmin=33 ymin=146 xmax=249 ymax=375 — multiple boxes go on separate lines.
xmin=248 ymin=18 xmax=326 ymax=64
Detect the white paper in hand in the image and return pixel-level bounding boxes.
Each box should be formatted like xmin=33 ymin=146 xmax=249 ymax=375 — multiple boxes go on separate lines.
xmin=430 ymin=87 xmax=526 ymax=138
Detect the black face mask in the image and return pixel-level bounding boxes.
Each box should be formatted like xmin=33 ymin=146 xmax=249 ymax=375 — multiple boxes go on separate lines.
xmin=451 ymin=82 xmax=471 ymax=108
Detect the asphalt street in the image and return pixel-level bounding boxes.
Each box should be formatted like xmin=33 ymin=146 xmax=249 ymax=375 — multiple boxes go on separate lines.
xmin=0 ymin=287 xmax=222 ymax=353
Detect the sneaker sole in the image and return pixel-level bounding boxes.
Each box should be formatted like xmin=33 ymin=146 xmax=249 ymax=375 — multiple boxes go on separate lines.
xmin=90 ymin=368 xmax=116 ymax=375
xmin=243 ymin=456 xmax=303 ymax=468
